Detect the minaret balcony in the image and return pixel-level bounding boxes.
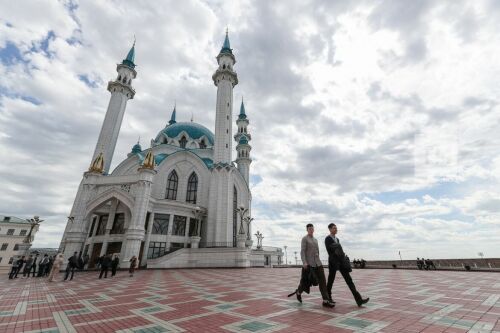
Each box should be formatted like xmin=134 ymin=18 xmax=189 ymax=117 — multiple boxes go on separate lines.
xmin=212 ymin=68 xmax=238 ymax=86
xmin=107 ymin=81 xmax=136 ymax=99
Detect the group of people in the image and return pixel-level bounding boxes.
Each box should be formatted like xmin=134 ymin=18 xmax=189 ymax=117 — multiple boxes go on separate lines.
xmin=352 ymin=258 xmax=366 ymax=268
xmin=93 ymin=254 xmax=138 ymax=279
xmin=417 ymin=257 xmax=436 ymax=270
xmin=288 ymin=223 xmax=370 ymax=308
xmin=8 ymin=251 xmax=140 ymax=281
xmin=8 ymin=253 xmax=54 ymax=279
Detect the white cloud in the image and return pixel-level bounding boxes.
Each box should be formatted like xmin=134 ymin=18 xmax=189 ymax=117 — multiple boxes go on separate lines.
xmin=0 ymin=0 xmax=499 ymax=260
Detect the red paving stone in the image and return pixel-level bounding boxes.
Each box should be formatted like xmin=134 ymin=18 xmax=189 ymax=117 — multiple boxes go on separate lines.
xmin=0 ymin=268 xmax=499 ymax=332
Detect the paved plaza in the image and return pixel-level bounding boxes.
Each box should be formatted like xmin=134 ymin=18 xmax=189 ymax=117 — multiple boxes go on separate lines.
xmin=0 ymin=268 xmax=499 ymax=332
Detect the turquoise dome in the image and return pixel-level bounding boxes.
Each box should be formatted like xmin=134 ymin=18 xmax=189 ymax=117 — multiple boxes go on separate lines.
xmin=156 ymin=122 xmax=214 ymax=145
xmin=238 ymin=136 xmax=248 ymax=145
xmin=131 ymin=142 xmax=142 ymax=154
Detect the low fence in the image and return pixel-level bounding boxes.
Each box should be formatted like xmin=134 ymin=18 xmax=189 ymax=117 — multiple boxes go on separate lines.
xmin=365 ymin=258 xmax=500 ymax=271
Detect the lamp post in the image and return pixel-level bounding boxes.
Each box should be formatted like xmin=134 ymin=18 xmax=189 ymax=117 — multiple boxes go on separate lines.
xmin=243 ymin=216 xmax=254 ymax=248
xmin=236 ymin=206 xmax=248 ymax=248
xmin=254 ymin=231 xmax=263 ymax=250
xmin=283 ymin=245 xmax=288 ymax=267
xmin=294 ymin=251 xmax=298 ymax=265
xmin=190 ymin=207 xmax=203 ymax=248
xmin=237 ymin=206 xmax=248 ymax=235
xmin=21 ymin=216 xmax=44 ymax=255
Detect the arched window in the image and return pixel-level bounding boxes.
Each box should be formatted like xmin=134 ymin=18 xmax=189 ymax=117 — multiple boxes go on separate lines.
xmin=186 ymin=172 xmax=198 ymax=204
xmin=199 ymin=140 xmax=206 ymax=149
xmin=165 ymin=170 xmax=178 ymax=200
xmin=179 ymin=136 xmax=187 ymax=148
xmin=122 ymin=77 xmax=127 ymax=84
xmin=232 ymin=186 xmax=237 ymax=247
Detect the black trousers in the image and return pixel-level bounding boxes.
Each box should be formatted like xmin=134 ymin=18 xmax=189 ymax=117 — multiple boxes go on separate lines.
xmin=8 ymin=267 xmax=18 ymax=279
xmin=99 ymin=267 xmax=109 ymax=279
xmin=111 ymin=266 xmax=117 ymax=276
xmin=297 ymin=266 xmax=330 ymax=301
xmin=327 ymin=268 xmax=361 ymax=302
xmin=64 ymin=266 xmax=76 ymax=280
xmin=30 ymin=264 xmax=37 ymax=277
xmin=37 ymin=264 xmax=45 ymax=277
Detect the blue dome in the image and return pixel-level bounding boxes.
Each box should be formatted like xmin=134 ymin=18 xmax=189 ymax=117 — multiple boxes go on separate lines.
xmin=238 ymin=135 xmax=249 ymax=145
xmin=157 ymin=122 xmax=214 ymax=145
xmin=131 ymin=142 xmax=142 ymax=154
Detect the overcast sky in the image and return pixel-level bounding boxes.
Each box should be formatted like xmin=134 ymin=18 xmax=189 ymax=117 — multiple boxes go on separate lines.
xmin=1 ymin=0 xmax=500 ymax=261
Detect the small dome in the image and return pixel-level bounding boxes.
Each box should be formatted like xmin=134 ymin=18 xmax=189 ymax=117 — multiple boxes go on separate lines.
xmin=131 ymin=142 xmax=142 ymax=154
xmin=155 ymin=122 xmax=215 ymax=146
xmin=238 ymin=135 xmax=249 ymax=145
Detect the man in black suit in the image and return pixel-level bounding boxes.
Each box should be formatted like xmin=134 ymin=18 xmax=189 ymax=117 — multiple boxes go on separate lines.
xmin=325 ymin=223 xmax=369 ymax=307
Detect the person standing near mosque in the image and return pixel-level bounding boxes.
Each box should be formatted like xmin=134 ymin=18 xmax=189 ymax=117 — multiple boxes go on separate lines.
xmin=129 ymin=256 xmax=138 ymax=277
xmin=48 ymin=253 xmax=64 ymax=282
xmin=325 ymin=223 xmax=369 ymax=307
xmin=111 ymin=254 xmax=120 ymax=277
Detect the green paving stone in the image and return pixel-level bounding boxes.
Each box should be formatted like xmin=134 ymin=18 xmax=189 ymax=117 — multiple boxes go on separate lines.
xmin=239 ymin=321 xmax=274 ymax=332
xmin=141 ymin=306 xmax=164 ymax=313
xmin=39 ymin=329 xmax=60 ymax=333
xmin=217 ymin=304 xmax=236 ymax=309
xmin=0 ymin=311 xmax=14 ymax=316
xmin=339 ymin=318 xmax=373 ymax=329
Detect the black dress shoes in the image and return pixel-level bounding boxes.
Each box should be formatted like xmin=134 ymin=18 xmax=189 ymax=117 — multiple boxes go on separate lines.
xmin=356 ymin=297 xmax=369 ymax=307
xmin=322 ymin=300 xmax=335 ymax=308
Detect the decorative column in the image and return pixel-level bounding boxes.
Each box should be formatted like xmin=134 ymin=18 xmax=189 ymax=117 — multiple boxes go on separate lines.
xmin=121 ymin=150 xmax=155 ymax=266
xmin=190 ymin=207 xmax=203 ymax=249
xmin=140 ymin=211 xmax=155 ymax=266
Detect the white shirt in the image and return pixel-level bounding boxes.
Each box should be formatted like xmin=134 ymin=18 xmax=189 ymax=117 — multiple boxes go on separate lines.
xmin=330 ymin=235 xmax=338 ymax=243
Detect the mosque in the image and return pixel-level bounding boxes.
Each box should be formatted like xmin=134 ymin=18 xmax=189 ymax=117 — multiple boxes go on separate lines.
xmin=59 ymin=32 xmax=282 ymax=268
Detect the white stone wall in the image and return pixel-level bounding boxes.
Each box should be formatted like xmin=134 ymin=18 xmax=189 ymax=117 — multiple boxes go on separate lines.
xmin=148 ymin=248 xmax=250 ymax=268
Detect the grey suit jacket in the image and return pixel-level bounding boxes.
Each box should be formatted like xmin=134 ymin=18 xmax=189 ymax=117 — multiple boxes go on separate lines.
xmin=300 ymin=235 xmax=323 ymax=267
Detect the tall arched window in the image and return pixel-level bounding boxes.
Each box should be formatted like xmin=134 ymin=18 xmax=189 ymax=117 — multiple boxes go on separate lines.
xmin=186 ymin=172 xmax=198 ymax=204
xmin=165 ymin=170 xmax=178 ymax=200
xmin=232 ymin=186 xmax=237 ymax=247
xmin=179 ymin=136 xmax=187 ymax=148
xmin=199 ymin=140 xmax=206 ymax=149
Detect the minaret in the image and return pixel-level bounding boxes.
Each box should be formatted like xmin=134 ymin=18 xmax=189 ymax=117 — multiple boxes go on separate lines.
xmin=212 ymin=30 xmax=238 ymax=163
xmin=234 ymin=99 xmax=252 ymax=183
xmin=168 ymin=104 xmax=176 ymax=125
xmin=91 ymin=41 xmax=137 ymax=174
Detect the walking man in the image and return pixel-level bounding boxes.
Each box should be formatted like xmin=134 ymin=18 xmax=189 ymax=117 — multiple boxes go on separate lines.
xmin=30 ymin=254 xmax=39 ymax=277
xmin=291 ymin=224 xmax=334 ymax=307
xmin=99 ymin=254 xmax=112 ymax=279
xmin=325 ymin=223 xmax=369 ymax=307
xmin=64 ymin=252 xmax=78 ymax=281
xmin=22 ymin=255 xmax=34 ymax=278
xmin=37 ymin=254 xmax=49 ymax=277
xmin=14 ymin=256 xmax=25 ymax=278
xmin=8 ymin=257 xmax=19 ymax=279
xmin=111 ymin=255 xmax=119 ymax=277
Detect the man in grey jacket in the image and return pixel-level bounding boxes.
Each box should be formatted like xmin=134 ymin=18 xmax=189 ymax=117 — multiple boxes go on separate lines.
xmin=293 ymin=223 xmax=335 ymax=308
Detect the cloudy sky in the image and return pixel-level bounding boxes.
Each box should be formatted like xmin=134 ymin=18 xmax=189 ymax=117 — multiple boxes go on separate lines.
xmin=1 ymin=0 xmax=500 ymax=261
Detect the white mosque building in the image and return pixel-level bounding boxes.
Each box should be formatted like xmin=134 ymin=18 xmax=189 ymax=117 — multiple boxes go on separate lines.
xmin=59 ymin=33 xmax=282 ymax=268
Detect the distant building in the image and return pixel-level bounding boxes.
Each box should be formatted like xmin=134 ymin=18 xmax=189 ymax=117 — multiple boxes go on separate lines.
xmin=30 ymin=248 xmax=59 ymax=257
xmin=0 ymin=215 xmax=39 ymax=269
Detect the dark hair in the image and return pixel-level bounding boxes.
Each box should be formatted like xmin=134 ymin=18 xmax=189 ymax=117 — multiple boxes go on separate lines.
xmin=328 ymin=223 xmax=336 ymax=229
xmin=306 ymin=223 xmax=314 ymax=229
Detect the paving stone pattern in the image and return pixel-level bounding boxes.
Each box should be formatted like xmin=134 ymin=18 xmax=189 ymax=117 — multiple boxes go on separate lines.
xmin=0 ymin=269 xmax=499 ymax=332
